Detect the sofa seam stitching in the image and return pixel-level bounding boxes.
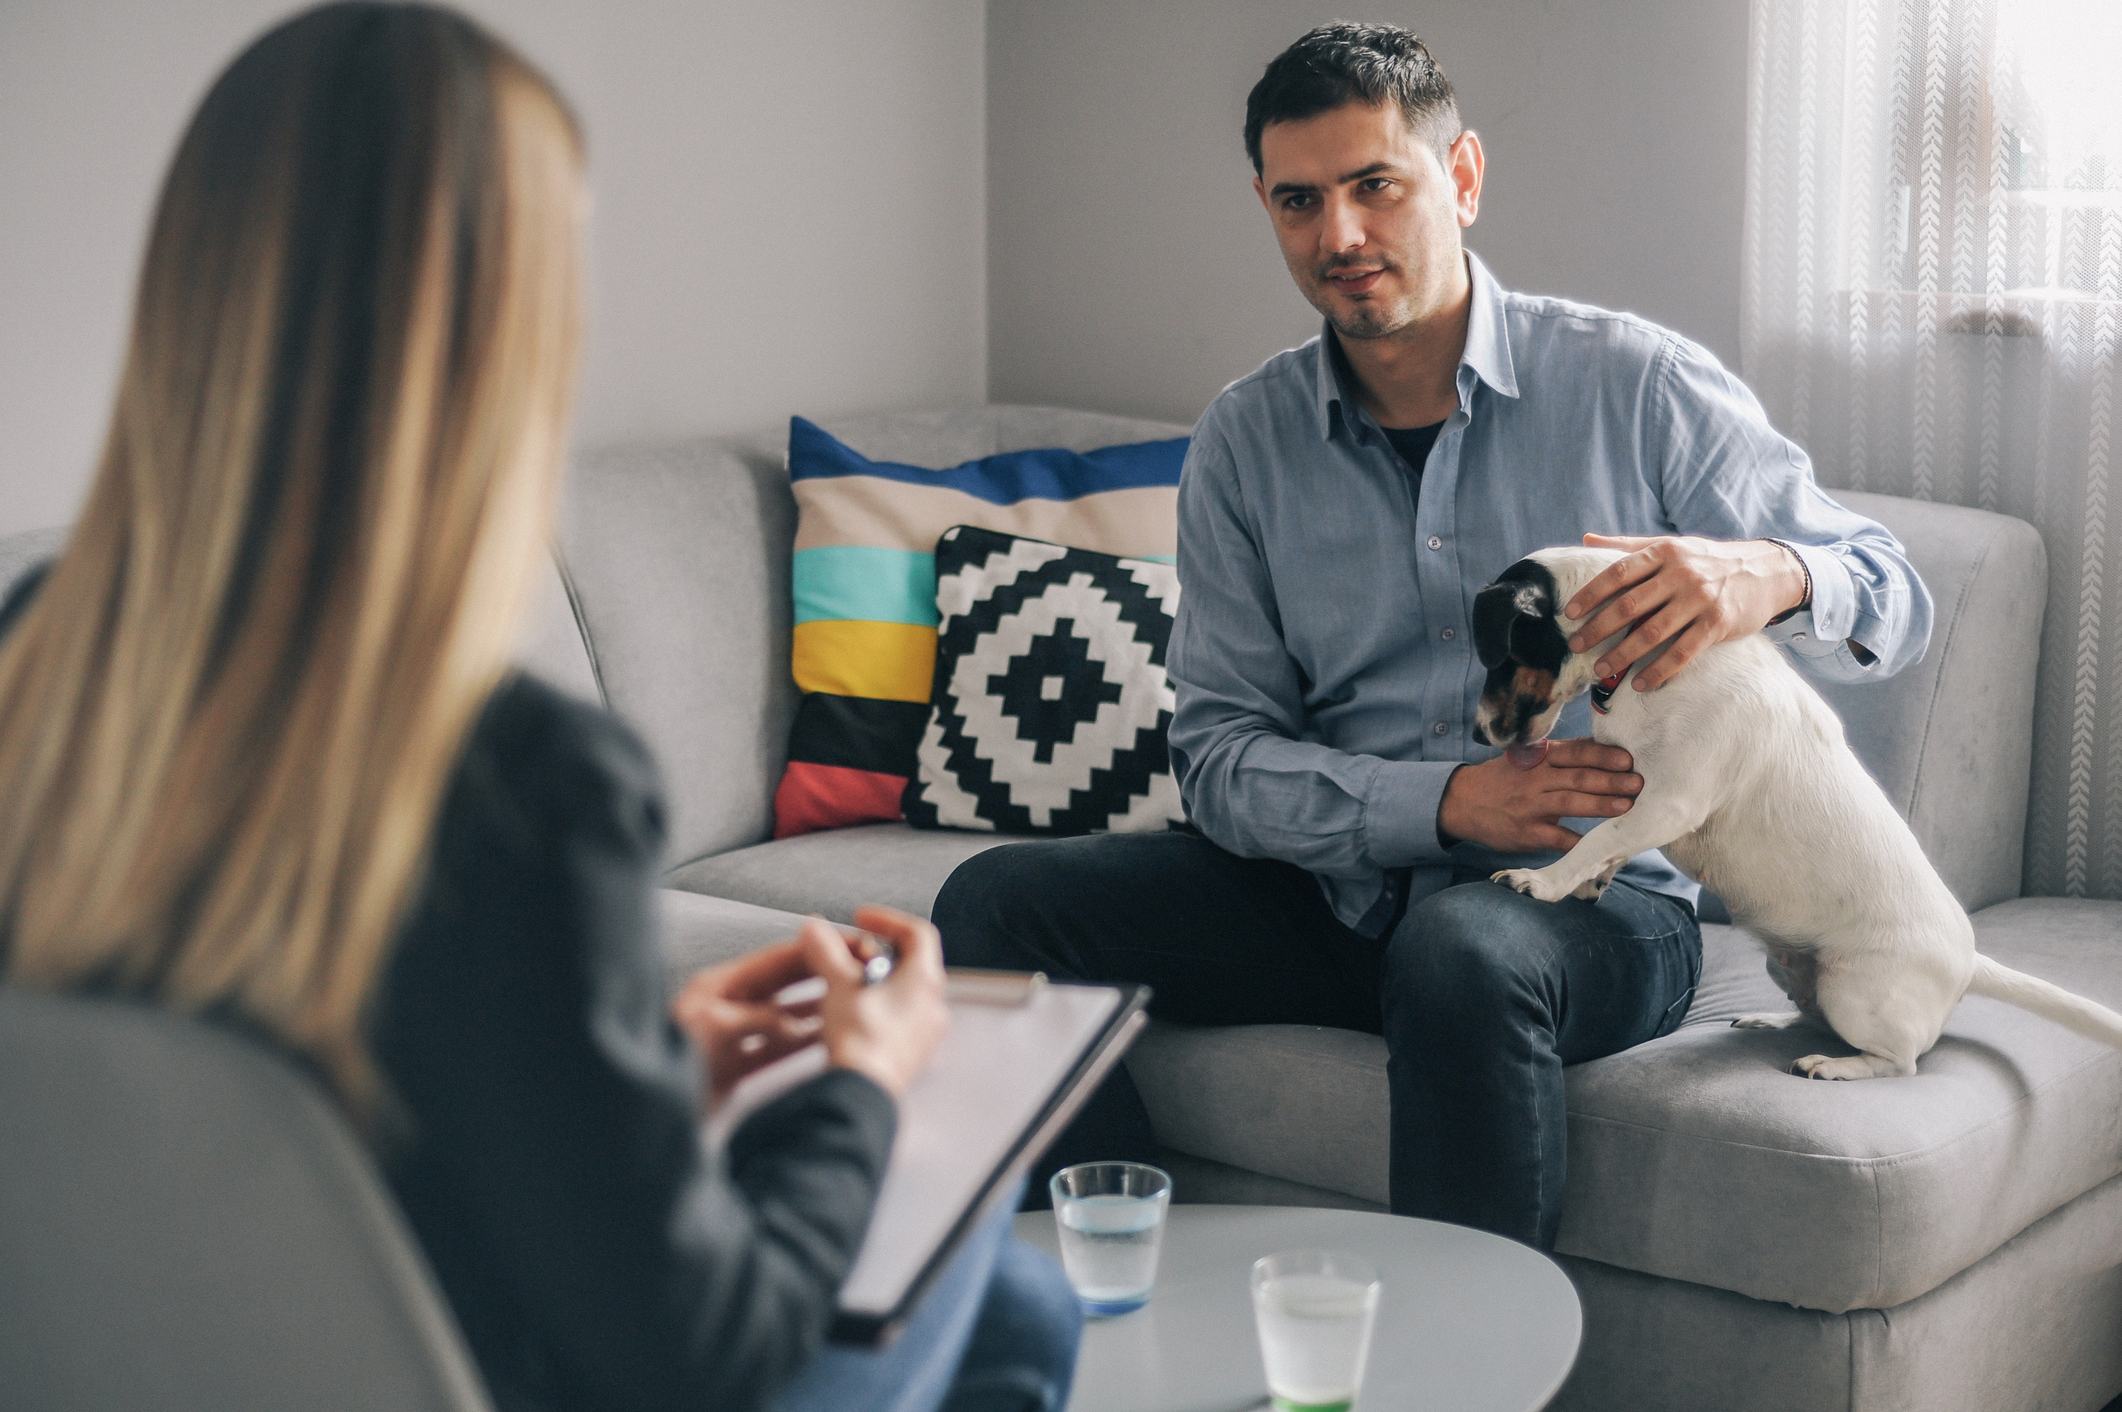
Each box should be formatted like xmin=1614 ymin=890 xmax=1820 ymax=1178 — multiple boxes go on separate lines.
xmin=551 ymin=546 xmax=609 ymax=711
xmin=1902 ymin=521 xmax=1993 ymax=832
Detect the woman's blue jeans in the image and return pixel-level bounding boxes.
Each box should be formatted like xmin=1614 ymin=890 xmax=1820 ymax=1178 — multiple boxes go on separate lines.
xmin=772 ymin=1179 xmax=1080 ymax=1412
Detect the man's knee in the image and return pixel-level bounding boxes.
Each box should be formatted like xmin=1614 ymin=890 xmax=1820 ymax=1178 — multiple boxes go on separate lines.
xmin=1384 ymin=882 xmax=1553 ymax=1013
xmin=932 ymin=843 xmax=1050 ymax=969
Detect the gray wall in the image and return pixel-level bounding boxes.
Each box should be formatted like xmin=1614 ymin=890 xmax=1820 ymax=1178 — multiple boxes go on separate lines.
xmin=0 ymin=0 xmax=1750 ymax=539
xmin=0 ymin=0 xmax=986 ymax=538
xmin=987 ymin=0 xmax=1749 ymax=427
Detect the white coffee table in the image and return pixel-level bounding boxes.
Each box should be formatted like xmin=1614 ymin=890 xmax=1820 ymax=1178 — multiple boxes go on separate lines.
xmin=1015 ymin=1204 xmax=1580 ymax=1412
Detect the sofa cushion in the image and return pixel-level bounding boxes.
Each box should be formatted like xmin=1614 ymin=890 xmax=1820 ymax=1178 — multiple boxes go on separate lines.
xmin=654 ymin=889 xmax=809 ymax=993
xmin=557 ymin=432 xmax=798 ymax=870
xmin=1818 ymin=493 xmax=2045 ymax=912
xmin=905 ymin=527 xmax=1186 ymax=835
xmin=776 ymin=416 xmax=1188 ymax=839
xmin=1126 ymin=899 xmax=2122 ymax=1313
xmin=558 ymin=407 xmax=1189 ymax=876
xmin=665 ymin=821 xmax=1013 ymax=923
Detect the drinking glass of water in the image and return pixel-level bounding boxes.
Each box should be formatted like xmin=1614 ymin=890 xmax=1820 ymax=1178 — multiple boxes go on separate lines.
xmin=1048 ymin=1161 xmax=1171 ymax=1316
xmin=1250 ymin=1249 xmax=1381 ymax=1412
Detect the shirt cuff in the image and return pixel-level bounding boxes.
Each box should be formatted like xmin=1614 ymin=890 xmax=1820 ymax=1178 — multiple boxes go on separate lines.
xmin=1761 ymin=542 xmax=1859 ymax=657
xmin=1363 ymin=759 xmax=1464 ymax=867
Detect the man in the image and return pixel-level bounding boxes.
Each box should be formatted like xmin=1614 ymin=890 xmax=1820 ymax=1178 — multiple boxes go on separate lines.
xmin=935 ymin=22 xmax=1929 ymax=1248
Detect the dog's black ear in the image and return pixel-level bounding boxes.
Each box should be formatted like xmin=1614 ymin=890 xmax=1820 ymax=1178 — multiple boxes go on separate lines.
xmin=1473 ymin=583 xmax=1523 ymax=669
xmin=1473 ymin=560 xmax=1557 ymax=669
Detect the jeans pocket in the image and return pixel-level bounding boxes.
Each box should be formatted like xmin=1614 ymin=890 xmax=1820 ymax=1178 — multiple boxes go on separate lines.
xmin=1656 ymin=984 xmax=1697 ymax=1038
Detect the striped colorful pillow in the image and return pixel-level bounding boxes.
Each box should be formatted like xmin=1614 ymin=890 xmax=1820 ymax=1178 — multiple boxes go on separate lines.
xmin=774 ymin=416 xmax=1187 ymax=838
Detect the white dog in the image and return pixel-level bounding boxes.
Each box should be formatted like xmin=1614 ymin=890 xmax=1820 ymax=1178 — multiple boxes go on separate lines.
xmin=1471 ymin=545 xmax=2122 ymax=1080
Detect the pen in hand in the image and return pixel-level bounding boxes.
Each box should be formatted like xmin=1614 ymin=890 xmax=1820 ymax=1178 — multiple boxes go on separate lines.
xmin=737 ymin=927 xmax=895 ymax=1054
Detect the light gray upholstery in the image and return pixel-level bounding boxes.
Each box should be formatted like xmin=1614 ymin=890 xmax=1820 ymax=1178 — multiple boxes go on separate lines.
xmin=656 ymin=887 xmax=808 ymax=988
xmin=0 ymin=525 xmax=65 ymax=600
xmin=667 ymin=822 xmax=1018 ymax=922
xmin=517 ymin=549 xmax=602 ymax=704
xmin=1563 ymin=898 xmax=2122 ymax=1312
xmin=1819 ymin=492 xmax=2046 ymax=911
xmin=0 ymin=989 xmax=490 ymax=1412
xmin=556 ymin=432 xmax=796 ymax=868
xmin=553 ymin=405 xmax=1188 ymax=884
xmin=1552 ymin=1168 xmax=2122 ymax=1412
xmin=1132 ymin=901 xmax=2122 ymax=1315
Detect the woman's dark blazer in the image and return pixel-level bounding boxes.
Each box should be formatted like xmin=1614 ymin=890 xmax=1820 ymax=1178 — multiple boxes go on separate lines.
xmin=0 ymin=566 xmax=895 ymax=1412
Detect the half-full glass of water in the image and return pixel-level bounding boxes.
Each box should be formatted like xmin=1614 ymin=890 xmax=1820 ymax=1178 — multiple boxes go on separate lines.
xmin=1250 ymin=1249 xmax=1381 ymax=1412
xmin=1048 ymin=1161 xmax=1171 ymax=1316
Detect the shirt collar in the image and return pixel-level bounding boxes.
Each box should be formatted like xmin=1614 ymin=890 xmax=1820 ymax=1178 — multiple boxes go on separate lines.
xmin=1310 ymin=248 xmax=1522 ymax=442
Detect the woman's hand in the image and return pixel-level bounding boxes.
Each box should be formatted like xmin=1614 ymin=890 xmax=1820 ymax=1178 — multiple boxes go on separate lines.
xmin=672 ymin=938 xmax=824 ymax=1107
xmin=804 ymin=905 xmax=949 ymax=1099
xmin=671 ymin=904 xmax=949 ymax=1105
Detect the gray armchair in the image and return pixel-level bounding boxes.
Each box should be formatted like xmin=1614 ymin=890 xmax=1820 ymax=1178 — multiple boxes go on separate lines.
xmin=0 ymin=988 xmax=490 ymax=1412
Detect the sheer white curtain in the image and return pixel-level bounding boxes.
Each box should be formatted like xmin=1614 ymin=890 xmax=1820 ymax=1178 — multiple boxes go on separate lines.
xmin=1744 ymin=0 xmax=2122 ymax=898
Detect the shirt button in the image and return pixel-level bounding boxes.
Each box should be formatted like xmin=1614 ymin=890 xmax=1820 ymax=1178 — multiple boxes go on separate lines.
xmin=1441 ymin=627 xmax=1455 ymax=640
xmin=1433 ymin=721 xmax=1450 ymax=736
xmin=1427 ymin=535 xmax=1443 ymax=551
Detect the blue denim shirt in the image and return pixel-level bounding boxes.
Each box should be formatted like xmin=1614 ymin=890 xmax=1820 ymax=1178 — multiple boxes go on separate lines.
xmin=1167 ymin=253 xmax=1932 ymax=934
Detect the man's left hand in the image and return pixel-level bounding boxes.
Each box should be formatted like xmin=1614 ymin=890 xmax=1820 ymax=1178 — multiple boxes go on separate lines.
xmin=1563 ymin=534 xmax=1807 ymax=691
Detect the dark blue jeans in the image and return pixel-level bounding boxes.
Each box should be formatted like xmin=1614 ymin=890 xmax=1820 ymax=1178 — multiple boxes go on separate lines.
xmin=933 ymin=832 xmax=1701 ymax=1249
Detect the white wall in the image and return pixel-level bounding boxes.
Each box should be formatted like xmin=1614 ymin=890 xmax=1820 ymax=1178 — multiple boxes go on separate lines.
xmin=0 ymin=0 xmax=987 ymax=538
xmin=986 ymin=0 xmax=1749 ymax=427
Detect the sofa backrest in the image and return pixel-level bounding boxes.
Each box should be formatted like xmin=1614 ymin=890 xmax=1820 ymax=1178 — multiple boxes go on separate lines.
xmin=1816 ymin=492 xmax=2045 ymax=912
xmin=550 ymin=404 xmax=1188 ymax=873
xmin=0 ymin=419 xmax=2048 ymax=909
xmin=0 ymin=987 xmax=490 ymax=1412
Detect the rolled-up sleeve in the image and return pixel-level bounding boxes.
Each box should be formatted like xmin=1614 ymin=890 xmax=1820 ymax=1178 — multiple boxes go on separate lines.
xmin=1167 ymin=425 xmax=1458 ymax=876
xmin=1652 ymin=338 xmax=1932 ymax=682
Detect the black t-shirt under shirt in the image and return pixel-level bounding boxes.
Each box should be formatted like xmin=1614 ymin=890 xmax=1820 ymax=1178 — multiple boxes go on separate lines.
xmin=1382 ymin=420 xmax=1446 ymax=491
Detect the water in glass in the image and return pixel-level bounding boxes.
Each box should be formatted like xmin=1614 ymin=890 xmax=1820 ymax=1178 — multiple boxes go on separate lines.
xmin=1251 ymin=1255 xmax=1380 ymax=1412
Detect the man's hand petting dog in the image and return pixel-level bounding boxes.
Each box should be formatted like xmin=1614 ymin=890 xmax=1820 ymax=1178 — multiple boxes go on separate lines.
xmin=1563 ymin=534 xmax=1808 ymax=691
xmin=1438 ymin=740 xmax=1642 ymax=854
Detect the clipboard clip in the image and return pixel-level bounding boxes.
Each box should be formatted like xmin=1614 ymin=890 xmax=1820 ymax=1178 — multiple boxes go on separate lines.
xmin=945 ymin=968 xmax=1047 ymax=1007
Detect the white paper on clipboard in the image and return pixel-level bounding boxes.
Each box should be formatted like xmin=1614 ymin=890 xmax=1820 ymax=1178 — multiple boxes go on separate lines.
xmin=703 ymin=980 xmax=1128 ymax=1328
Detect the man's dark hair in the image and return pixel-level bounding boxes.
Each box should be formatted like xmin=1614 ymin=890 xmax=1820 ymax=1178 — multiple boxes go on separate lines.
xmin=1244 ymin=22 xmax=1461 ymax=175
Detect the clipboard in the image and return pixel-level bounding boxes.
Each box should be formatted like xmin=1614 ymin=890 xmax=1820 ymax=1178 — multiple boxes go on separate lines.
xmin=706 ymin=972 xmax=1151 ymax=1346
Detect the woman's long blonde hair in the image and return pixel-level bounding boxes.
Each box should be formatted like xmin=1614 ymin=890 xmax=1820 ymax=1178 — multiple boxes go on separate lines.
xmin=0 ymin=2 xmax=583 ymax=1114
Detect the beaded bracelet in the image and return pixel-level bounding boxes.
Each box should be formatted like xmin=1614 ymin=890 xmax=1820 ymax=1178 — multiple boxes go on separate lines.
xmin=1764 ymin=538 xmax=1812 ymax=625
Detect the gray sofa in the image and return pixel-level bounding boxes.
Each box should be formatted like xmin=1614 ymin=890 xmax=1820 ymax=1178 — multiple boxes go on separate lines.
xmin=5 ymin=403 xmax=2121 ymax=1412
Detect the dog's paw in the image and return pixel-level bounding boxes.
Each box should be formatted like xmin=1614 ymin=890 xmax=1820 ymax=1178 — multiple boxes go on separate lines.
xmin=1791 ymin=1052 xmax=1906 ymax=1080
xmin=1569 ymin=877 xmax=1609 ymax=902
xmin=1491 ymin=868 xmax=1569 ymax=903
xmin=1732 ymin=1012 xmax=1804 ymax=1030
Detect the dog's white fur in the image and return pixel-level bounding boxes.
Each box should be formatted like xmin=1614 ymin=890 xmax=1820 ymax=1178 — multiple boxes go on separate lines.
xmin=1480 ymin=545 xmax=2122 ymax=1079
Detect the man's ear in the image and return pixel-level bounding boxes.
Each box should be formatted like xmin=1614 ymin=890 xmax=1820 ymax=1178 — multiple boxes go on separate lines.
xmin=1253 ymin=174 xmax=1270 ymax=214
xmin=1450 ymin=129 xmax=1484 ymax=227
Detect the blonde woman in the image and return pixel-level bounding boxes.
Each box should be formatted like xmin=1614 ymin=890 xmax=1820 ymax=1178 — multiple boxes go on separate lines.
xmin=0 ymin=6 xmax=1078 ymax=1411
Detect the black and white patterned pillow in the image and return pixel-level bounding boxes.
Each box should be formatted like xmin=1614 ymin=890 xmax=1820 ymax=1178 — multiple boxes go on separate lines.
xmin=902 ymin=525 xmax=1186 ymax=835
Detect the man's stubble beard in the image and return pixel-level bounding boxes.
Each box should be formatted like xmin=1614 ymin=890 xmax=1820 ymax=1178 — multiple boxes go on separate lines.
xmin=1325 ymin=302 xmax=1406 ymax=342
xmin=1300 ymin=265 xmax=1419 ymax=343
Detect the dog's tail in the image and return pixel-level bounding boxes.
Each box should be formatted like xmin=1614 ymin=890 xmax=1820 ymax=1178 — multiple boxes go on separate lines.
xmin=1966 ymin=954 xmax=2122 ymax=1048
